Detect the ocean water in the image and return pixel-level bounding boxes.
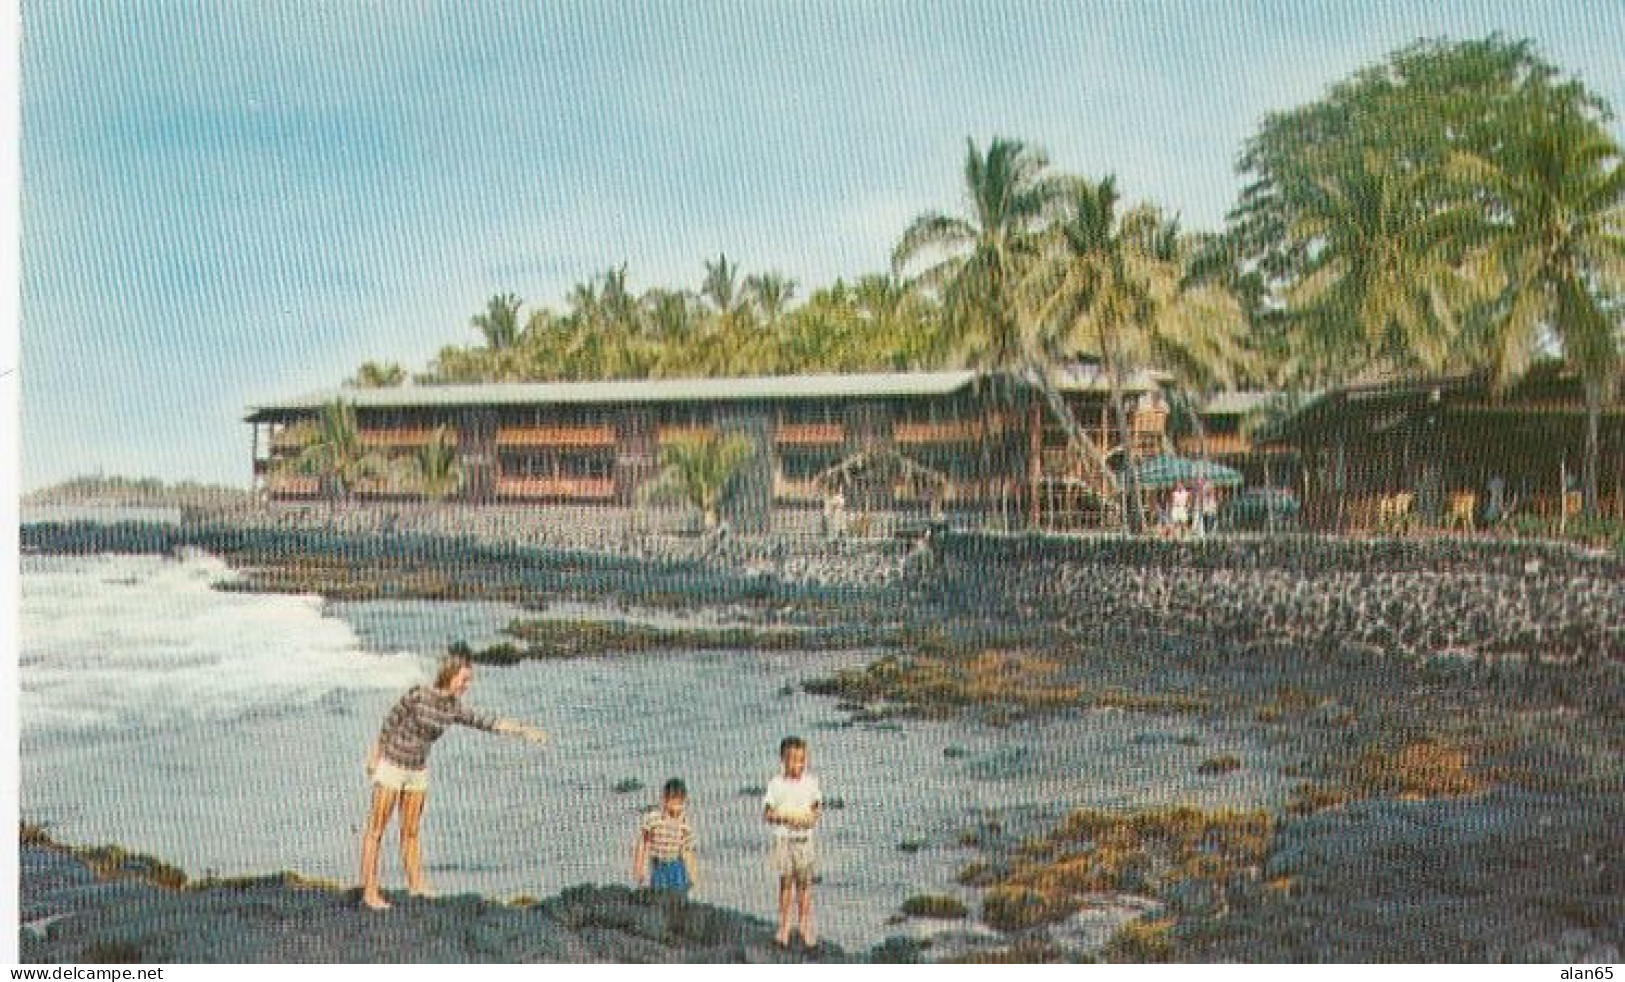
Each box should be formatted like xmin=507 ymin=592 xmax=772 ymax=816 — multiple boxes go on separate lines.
xmin=20 ymin=552 xmax=1288 ymax=949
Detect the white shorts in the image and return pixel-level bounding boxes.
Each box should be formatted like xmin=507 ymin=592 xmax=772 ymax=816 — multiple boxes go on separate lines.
xmin=372 ymin=759 xmax=429 ymax=793
xmin=771 ymin=836 xmax=817 ymax=882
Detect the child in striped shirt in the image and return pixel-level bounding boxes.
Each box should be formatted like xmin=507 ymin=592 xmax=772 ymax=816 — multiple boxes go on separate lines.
xmin=632 ymin=778 xmax=699 ymax=897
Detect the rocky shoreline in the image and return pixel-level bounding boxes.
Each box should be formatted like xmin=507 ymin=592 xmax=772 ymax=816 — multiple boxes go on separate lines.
xmin=18 ymin=836 xmax=848 ymax=964
xmin=20 ymin=513 xmax=1625 ymax=962
xmin=24 ymin=515 xmax=1625 ymax=666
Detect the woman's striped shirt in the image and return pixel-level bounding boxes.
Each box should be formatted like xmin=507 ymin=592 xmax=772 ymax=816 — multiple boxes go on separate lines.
xmin=376 ymin=685 xmax=499 ymax=770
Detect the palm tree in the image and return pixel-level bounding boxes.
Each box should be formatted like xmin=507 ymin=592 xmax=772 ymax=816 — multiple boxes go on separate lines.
xmin=349 ymin=361 xmax=407 ymax=388
xmin=1282 ymin=152 xmax=1487 ymax=383
xmin=744 ymin=272 xmax=799 ymax=327
xmin=647 ymin=431 xmax=755 ymax=530
xmin=893 ymin=137 xmax=1067 ymax=526
xmin=1455 ymin=93 xmax=1625 ymax=517
xmin=1115 ymin=215 xmax=1259 ymax=461
xmin=700 ymin=255 xmax=744 ymax=315
xmin=893 ymin=138 xmax=1062 ymax=378
xmin=471 ymin=293 xmax=524 ymax=352
xmin=1026 ymin=177 xmax=1157 ymax=530
xmin=413 ymin=425 xmax=464 ymax=502
xmin=279 ymin=399 xmax=387 ymax=503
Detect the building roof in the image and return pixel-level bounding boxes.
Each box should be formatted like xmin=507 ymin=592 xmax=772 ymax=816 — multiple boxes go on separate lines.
xmin=1256 ymin=365 xmax=1623 ymax=445
xmin=1199 ymin=391 xmax=1278 ymax=417
xmin=245 ymin=366 xmax=1168 ymax=422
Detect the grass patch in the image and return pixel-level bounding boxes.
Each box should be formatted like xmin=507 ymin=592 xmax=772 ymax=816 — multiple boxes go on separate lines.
xmin=901 ymin=894 xmax=969 ymax=919
xmin=981 ymin=885 xmax=1075 ymax=931
xmin=978 ymin=806 xmax=1274 ymax=938
xmin=1090 ymin=689 xmax=1212 ymax=715
xmin=803 ymin=651 xmax=1083 ymax=720
xmin=1101 ymin=917 xmax=1176 ymax=963
xmin=1352 ymin=740 xmax=1484 ymax=798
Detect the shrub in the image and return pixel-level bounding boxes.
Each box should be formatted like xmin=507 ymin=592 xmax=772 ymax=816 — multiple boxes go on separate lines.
xmin=981 ymin=885 xmax=1074 ymax=930
xmin=901 ymin=894 xmax=969 ymax=919
xmin=1101 ymin=917 xmax=1176 ymax=962
xmin=1198 ymin=755 xmax=1242 ymax=774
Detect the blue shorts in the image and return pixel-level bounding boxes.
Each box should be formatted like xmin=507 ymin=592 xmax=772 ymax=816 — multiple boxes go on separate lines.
xmin=650 ymin=858 xmax=690 ymax=895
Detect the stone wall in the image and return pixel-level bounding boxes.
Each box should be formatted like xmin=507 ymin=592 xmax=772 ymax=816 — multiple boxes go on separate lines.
xmin=922 ymin=533 xmax=1625 ymax=664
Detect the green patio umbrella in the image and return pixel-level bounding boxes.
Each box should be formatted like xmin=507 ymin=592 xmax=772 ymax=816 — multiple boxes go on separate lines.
xmin=1128 ymin=455 xmax=1244 ymax=491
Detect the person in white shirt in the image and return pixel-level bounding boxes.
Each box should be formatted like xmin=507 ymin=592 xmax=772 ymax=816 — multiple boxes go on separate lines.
xmin=762 ymin=735 xmax=823 ymax=948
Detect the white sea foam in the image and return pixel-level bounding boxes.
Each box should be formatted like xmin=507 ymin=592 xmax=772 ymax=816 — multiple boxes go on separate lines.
xmin=20 ymin=552 xmax=425 ymax=737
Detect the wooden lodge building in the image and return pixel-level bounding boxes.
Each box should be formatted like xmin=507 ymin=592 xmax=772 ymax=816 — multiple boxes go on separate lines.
xmin=245 ymin=366 xmax=1176 ymax=531
xmin=1262 ymin=367 xmax=1625 ymax=531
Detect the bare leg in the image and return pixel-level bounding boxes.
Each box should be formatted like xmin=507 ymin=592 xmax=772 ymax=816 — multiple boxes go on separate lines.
xmin=399 ymin=790 xmax=431 ymax=897
xmin=797 ymin=879 xmax=815 ymax=947
xmin=775 ymin=876 xmax=793 ymax=945
xmin=360 ymin=786 xmax=400 ymax=910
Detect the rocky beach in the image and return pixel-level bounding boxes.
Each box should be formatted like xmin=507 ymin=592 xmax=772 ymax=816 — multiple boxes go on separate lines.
xmin=17 ymin=509 xmax=1625 ymax=962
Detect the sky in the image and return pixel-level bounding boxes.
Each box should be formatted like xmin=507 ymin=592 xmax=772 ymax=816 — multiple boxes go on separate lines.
xmin=18 ymin=0 xmax=1625 ymax=490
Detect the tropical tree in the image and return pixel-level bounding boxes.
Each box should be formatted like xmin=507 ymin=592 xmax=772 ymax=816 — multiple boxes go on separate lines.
xmin=700 ymin=254 xmax=745 ymax=315
xmin=349 ymin=361 xmax=407 ymax=388
xmin=1455 ymin=89 xmax=1625 ymax=517
xmin=1116 ymin=215 xmax=1258 ymax=460
xmin=411 ymin=425 xmax=464 ymax=502
xmin=1275 ymin=151 xmax=1486 ymax=383
xmin=893 ymin=137 xmax=1068 ymax=525
xmin=1025 ymin=177 xmax=1157 ymax=530
xmin=647 ymin=431 xmax=755 ymax=530
xmin=278 ymin=399 xmax=387 ymax=502
xmin=1230 ymin=36 xmax=1582 ymax=291
xmin=471 ymin=293 xmax=524 ymax=352
xmin=744 ymin=272 xmax=798 ymax=327
xmin=893 ymin=137 xmax=1061 ymax=378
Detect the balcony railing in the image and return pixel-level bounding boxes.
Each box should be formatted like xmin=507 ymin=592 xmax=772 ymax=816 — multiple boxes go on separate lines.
xmin=496 ymin=476 xmax=616 ymax=500
xmin=776 ymin=422 xmax=845 ymax=445
xmin=894 ymin=419 xmax=985 ymax=443
xmin=265 ymin=475 xmax=319 ymax=496
xmin=269 ymin=428 xmax=308 ymax=450
xmin=1176 ymin=433 xmax=1250 ymax=457
xmin=773 ymin=477 xmax=823 ymax=500
xmin=360 ymin=427 xmax=458 ymax=448
xmin=497 ymin=424 xmax=615 ymax=448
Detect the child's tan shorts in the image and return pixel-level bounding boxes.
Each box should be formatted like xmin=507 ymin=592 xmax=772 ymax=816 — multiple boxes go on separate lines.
xmin=771 ymin=836 xmax=816 ymax=881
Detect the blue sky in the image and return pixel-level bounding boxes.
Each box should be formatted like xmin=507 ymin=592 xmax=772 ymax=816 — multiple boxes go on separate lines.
xmin=19 ymin=0 xmax=1625 ymax=489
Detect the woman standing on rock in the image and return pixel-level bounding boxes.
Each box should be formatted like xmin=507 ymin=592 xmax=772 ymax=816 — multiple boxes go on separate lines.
xmin=361 ymin=654 xmax=548 ymax=910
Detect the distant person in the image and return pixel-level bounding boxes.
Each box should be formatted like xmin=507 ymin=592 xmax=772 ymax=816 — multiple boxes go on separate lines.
xmin=763 ymin=735 xmax=824 ymax=948
xmin=1197 ymin=481 xmax=1218 ymax=537
xmin=1483 ymin=474 xmax=1507 ymax=526
xmin=632 ymin=778 xmax=700 ymax=898
xmin=1169 ymin=482 xmax=1192 ymax=535
xmin=360 ymin=655 xmax=548 ymax=911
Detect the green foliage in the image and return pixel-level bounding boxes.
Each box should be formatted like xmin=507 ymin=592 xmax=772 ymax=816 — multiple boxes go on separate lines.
xmin=1101 ymin=917 xmax=1176 ymax=963
xmin=277 ymin=398 xmax=390 ymax=501
xmin=901 ymin=894 xmax=969 ymax=919
xmin=645 ymin=430 xmax=755 ymax=528
xmin=349 ymin=361 xmax=407 ymax=387
xmin=23 ymin=476 xmax=252 ymax=509
xmin=411 ymin=425 xmax=464 ymax=501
